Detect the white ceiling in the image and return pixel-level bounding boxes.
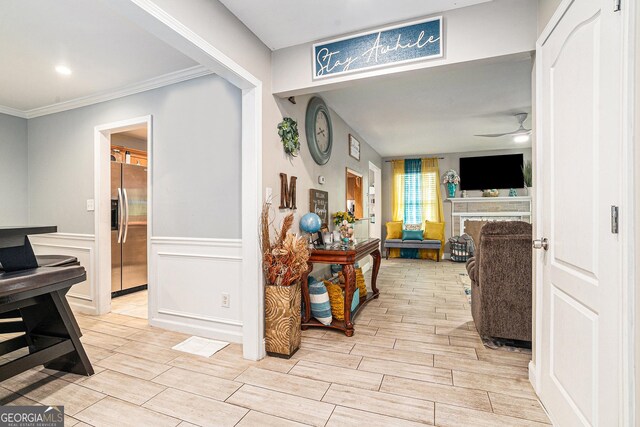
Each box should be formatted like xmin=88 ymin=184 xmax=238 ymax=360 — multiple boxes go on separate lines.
xmin=321 ymin=54 xmax=533 ymax=157
xmin=0 ymin=0 xmax=199 ymax=113
xmin=218 ymin=0 xmax=492 ymax=50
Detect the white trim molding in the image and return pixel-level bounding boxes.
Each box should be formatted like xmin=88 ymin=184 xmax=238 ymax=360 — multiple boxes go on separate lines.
xmin=0 ymin=105 xmax=27 ymax=119
xmin=149 ymin=237 xmax=244 ymax=344
xmin=29 ymin=233 xmax=97 ymax=313
xmin=0 ymin=66 xmax=212 ymax=119
xmin=94 ymin=115 xmax=153 ymax=316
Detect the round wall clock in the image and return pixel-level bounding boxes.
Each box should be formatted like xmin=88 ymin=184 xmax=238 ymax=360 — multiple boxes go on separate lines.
xmin=305 ymin=97 xmax=333 ymax=165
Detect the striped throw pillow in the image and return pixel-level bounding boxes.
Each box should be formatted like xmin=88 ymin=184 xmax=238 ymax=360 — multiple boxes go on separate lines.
xmin=309 ymin=279 xmax=332 ymax=326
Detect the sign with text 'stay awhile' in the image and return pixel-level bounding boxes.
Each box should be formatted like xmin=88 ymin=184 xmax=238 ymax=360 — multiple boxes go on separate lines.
xmin=313 ymin=16 xmax=443 ymax=79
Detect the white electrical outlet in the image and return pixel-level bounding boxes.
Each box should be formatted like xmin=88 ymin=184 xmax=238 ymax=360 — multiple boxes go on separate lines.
xmin=86 ymin=199 xmax=95 ymax=211
xmin=221 ymin=293 xmax=230 ymax=308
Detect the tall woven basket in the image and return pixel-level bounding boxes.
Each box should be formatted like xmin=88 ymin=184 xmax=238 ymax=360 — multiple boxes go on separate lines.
xmin=265 ymin=281 xmax=301 ymax=358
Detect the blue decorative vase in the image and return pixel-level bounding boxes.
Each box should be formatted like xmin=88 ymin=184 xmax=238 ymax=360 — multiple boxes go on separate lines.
xmin=447 ymin=182 xmax=457 ymax=198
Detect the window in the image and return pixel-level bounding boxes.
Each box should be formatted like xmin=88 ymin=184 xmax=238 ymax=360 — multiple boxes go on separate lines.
xmin=391 ymin=158 xmax=443 ymax=224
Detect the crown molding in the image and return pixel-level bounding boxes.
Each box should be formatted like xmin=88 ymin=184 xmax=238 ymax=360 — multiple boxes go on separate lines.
xmin=0 ymin=105 xmax=27 ymax=119
xmin=0 ymin=65 xmax=213 ymax=120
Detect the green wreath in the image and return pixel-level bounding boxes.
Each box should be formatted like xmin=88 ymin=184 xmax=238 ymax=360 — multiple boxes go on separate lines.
xmin=277 ymin=117 xmax=300 ymax=156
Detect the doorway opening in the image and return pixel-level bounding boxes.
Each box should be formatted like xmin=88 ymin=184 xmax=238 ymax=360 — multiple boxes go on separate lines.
xmin=346 ymin=168 xmax=364 ymax=219
xmin=109 ymin=125 xmax=149 ymax=320
xmin=368 ymin=161 xmax=381 ymax=240
xmin=94 ymin=115 xmax=152 ymax=320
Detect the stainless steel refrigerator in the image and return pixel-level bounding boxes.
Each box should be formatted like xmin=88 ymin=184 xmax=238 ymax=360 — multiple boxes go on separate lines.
xmin=111 ymin=162 xmax=147 ymax=294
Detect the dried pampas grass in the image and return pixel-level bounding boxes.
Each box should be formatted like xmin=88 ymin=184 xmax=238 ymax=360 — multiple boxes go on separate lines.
xmin=260 ymin=204 xmax=309 ymax=287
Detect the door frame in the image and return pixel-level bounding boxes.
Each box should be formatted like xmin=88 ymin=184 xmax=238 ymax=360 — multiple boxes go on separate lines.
xmin=94 ymin=0 xmax=264 ymax=360
xmin=94 ymin=115 xmax=152 ymax=316
xmin=368 ymin=161 xmax=382 ymax=239
xmin=532 ymin=0 xmax=637 ymax=423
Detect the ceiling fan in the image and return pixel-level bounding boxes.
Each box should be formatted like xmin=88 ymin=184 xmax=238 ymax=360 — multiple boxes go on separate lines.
xmin=475 ymin=113 xmax=531 ymax=140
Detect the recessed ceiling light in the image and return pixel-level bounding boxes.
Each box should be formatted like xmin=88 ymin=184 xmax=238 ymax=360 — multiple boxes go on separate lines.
xmin=514 ymin=134 xmax=529 ymax=143
xmin=55 ymin=65 xmax=72 ymax=76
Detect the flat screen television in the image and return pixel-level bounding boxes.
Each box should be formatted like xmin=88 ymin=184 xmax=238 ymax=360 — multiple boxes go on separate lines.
xmin=459 ymin=154 xmax=524 ymax=190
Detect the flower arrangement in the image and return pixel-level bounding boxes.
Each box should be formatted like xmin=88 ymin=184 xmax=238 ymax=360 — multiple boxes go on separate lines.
xmin=338 ymin=220 xmax=355 ymax=242
xmin=442 ymin=169 xmax=461 ymax=185
xmin=333 ymin=211 xmax=355 ymax=226
xmin=260 ymin=206 xmax=309 ymax=286
xmin=277 ymin=117 xmax=300 ymax=156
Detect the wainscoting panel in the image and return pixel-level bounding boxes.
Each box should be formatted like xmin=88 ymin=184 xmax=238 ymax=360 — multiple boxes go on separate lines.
xmin=149 ymin=237 xmax=243 ymax=343
xmin=30 ymin=233 xmax=97 ymax=314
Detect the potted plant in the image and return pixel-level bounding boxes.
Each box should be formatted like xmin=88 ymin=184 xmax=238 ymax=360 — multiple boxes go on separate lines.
xmin=277 ymin=117 xmax=300 ymax=156
xmin=522 ymin=160 xmax=532 ymax=195
xmin=260 ymin=206 xmax=309 ymax=358
xmin=442 ymin=169 xmax=461 ymax=198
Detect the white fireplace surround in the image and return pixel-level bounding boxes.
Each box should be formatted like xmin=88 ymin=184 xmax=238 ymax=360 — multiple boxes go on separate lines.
xmin=445 ymin=196 xmax=532 ymax=236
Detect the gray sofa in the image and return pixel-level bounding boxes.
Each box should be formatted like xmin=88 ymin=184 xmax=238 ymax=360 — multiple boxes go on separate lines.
xmin=466 ymin=221 xmax=532 ymax=342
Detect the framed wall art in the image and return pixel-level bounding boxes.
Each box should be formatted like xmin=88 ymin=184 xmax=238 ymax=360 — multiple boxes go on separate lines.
xmin=349 ymin=134 xmax=360 ymax=161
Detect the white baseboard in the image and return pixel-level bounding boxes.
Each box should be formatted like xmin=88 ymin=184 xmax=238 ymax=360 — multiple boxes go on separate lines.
xmin=529 ymin=360 xmax=537 ymax=391
xmin=150 ymin=317 xmax=242 ymax=343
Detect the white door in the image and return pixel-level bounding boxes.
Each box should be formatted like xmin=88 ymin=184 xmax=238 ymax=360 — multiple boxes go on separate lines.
xmin=536 ymin=0 xmax=623 ymax=425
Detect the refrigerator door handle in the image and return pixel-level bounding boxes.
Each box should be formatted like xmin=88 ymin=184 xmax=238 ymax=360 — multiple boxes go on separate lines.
xmin=123 ymin=188 xmax=130 ymax=243
xmin=117 ymin=187 xmax=124 ymax=243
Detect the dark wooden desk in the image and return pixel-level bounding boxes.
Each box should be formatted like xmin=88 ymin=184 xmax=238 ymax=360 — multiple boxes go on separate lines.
xmin=301 ymin=238 xmax=381 ymax=336
xmin=0 ymin=226 xmax=57 ymax=272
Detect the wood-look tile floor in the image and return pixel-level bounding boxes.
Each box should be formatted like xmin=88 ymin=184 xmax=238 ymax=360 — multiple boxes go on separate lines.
xmin=0 ymin=259 xmax=551 ymax=426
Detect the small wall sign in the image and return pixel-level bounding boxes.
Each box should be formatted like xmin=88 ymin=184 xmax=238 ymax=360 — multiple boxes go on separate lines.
xmin=309 ymin=189 xmax=329 ymax=227
xmin=313 ymin=16 xmax=443 ymax=79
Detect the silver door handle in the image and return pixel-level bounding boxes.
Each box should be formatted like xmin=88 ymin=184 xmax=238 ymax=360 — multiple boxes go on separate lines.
xmin=533 ymin=238 xmax=549 ymax=251
xmin=123 ymin=188 xmax=129 ymax=243
xmin=117 ymin=188 xmax=124 ymax=243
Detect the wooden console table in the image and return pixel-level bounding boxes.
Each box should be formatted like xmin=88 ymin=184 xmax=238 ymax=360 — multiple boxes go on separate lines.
xmin=301 ymin=238 xmax=381 ymax=336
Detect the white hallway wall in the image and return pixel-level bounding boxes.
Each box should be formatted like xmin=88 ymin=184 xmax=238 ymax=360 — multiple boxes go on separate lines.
xmin=28 ymin=74 xmax=246 ymax=342
xmin=0 ymin=113 xmax=28 ymax=224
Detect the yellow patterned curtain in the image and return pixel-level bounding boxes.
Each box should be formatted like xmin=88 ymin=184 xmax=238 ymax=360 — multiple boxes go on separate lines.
xmin=421 ymin=158 xmax=444 ymax=222
xmin=388 ymin=160 xmax=405 ymax=258
xmin=391 ymin=160 xmax=405 ymax=222
xmin=421 ymin=158 xmax=445 ymax=260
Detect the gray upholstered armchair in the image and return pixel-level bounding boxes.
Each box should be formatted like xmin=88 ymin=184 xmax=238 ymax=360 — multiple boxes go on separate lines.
xmin=466 ymin=221 xmax=533 ymax=342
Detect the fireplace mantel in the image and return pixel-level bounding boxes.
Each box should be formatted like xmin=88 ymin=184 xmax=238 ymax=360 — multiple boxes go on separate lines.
xmin=444 ymin=196 xmax=532 ymax=236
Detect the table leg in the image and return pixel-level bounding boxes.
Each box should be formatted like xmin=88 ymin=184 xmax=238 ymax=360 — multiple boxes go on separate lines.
xmin=343 ymin=263 xmax=355 ymax=336
xmin=301 ymin=261 xmax=313 ymax=324
xmin=370 ymin=248 xmax=382 ymax=298
xmin=19 ymin=289 xmax=93 ymax=376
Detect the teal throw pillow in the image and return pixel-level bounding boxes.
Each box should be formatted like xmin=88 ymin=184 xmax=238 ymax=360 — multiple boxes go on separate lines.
xmin=402 ymin=230 xmax=423 ymax=241
xmin=351 ymin=289 xmax=360 ymax=312
xmin=308 ymin=278 xmax=332 ymax=325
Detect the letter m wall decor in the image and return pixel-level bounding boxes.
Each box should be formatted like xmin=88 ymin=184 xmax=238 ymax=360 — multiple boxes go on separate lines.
xmin=313 ymin=16 xmax=443 ymax=79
